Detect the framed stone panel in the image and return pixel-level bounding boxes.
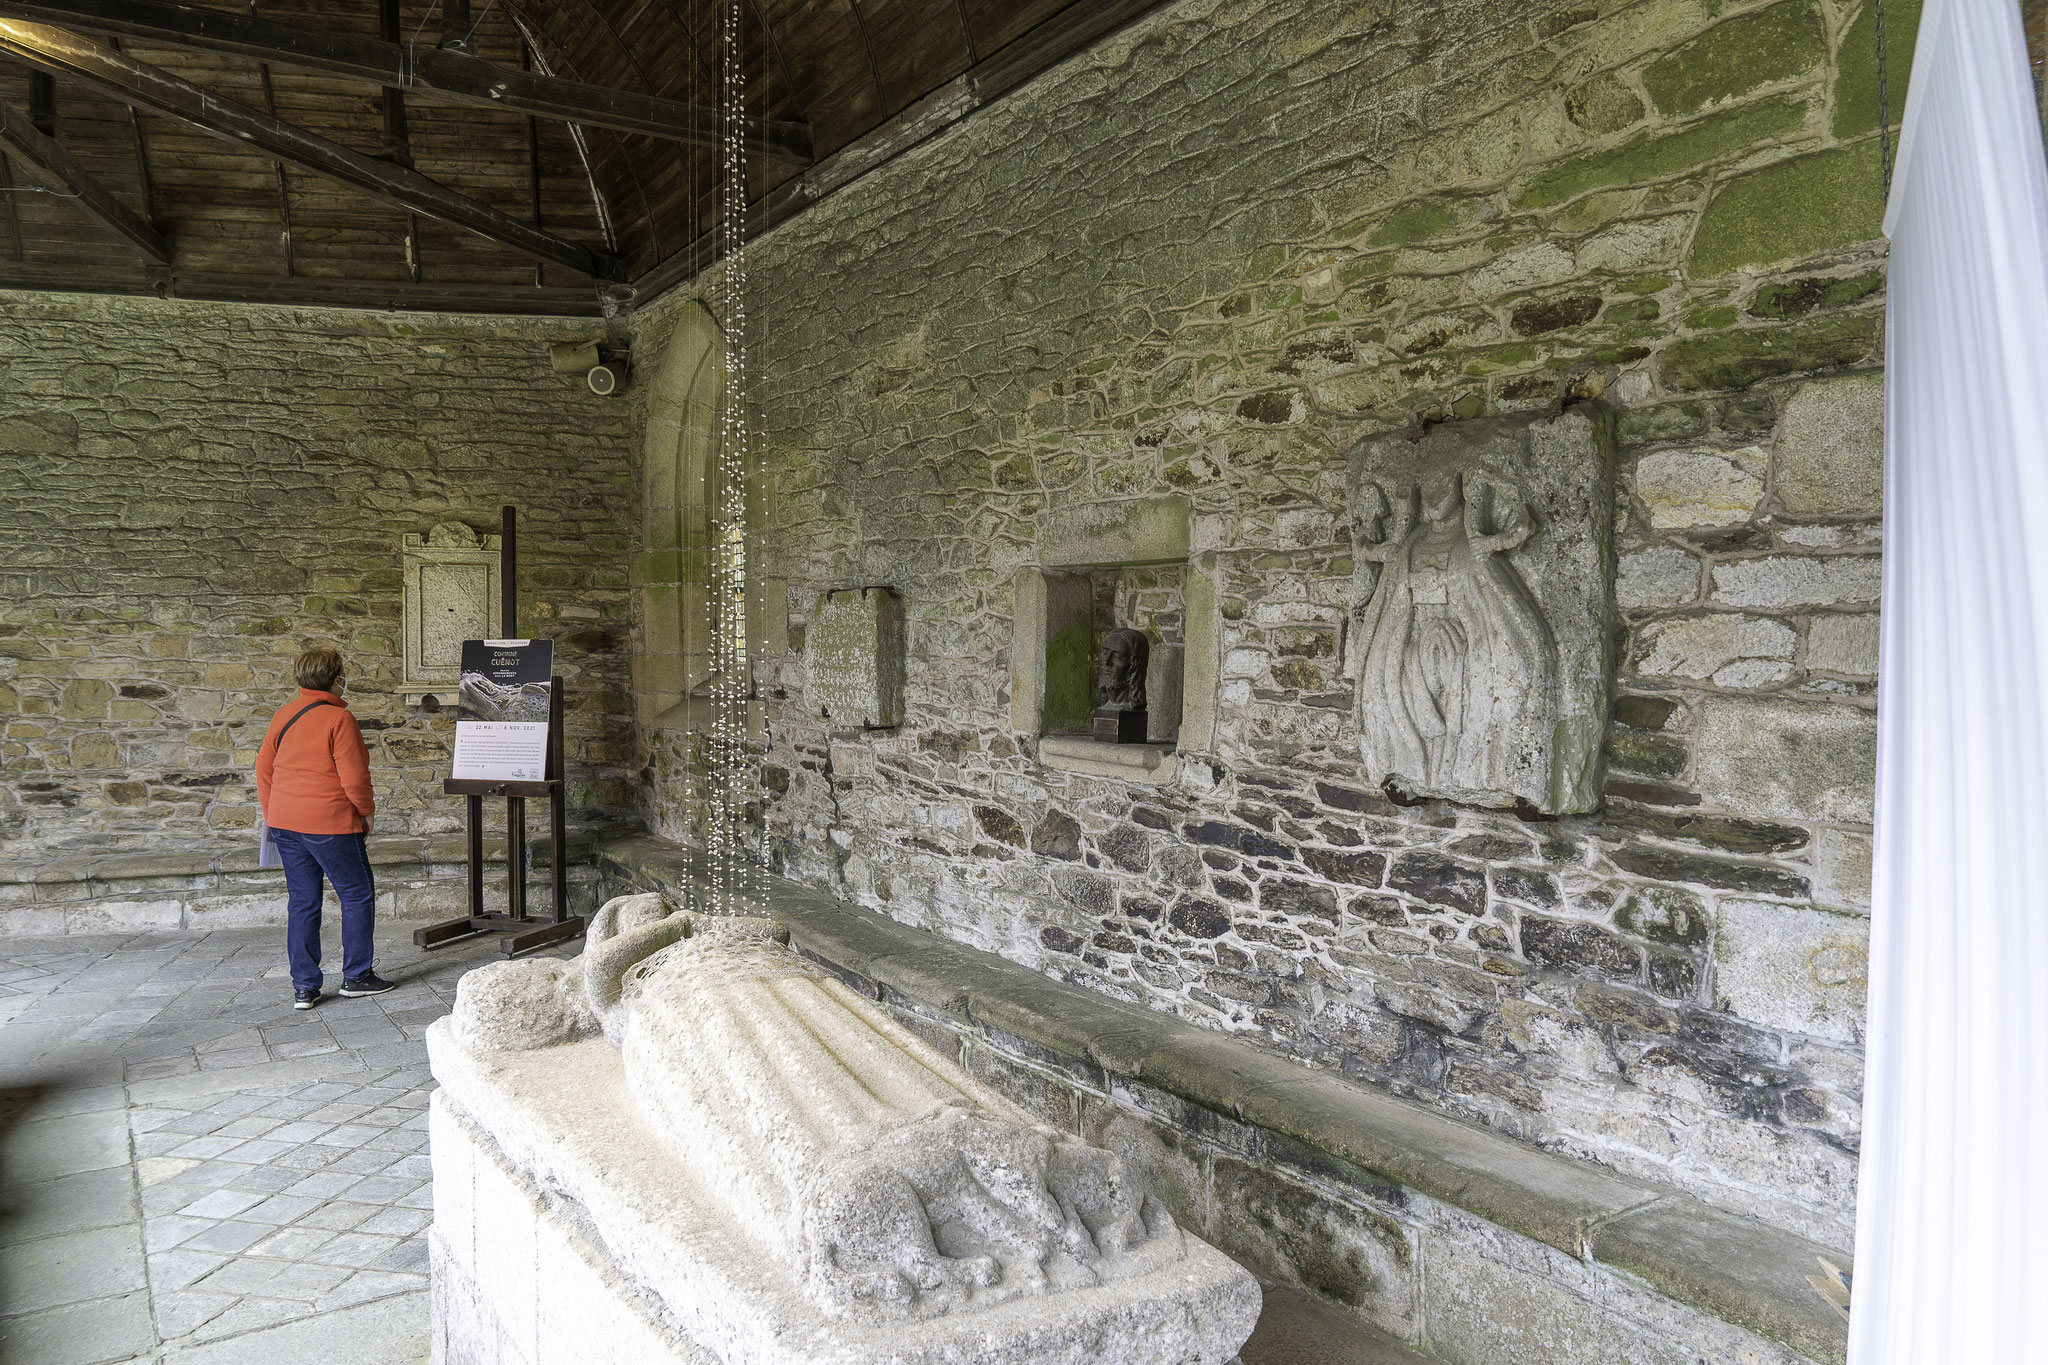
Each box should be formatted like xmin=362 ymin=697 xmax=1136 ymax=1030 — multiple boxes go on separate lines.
xmin=1345 ymin=406 xmax=1614 ymax=814
xmin=402 ymin=522 xmax=502 ymax=705
xmin=803 ymin=586 xmax=903 ymax=730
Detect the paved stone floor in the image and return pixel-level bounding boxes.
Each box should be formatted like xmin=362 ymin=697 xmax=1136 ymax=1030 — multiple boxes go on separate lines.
xmin=0 ymin=925 xmax=564 ymax=1365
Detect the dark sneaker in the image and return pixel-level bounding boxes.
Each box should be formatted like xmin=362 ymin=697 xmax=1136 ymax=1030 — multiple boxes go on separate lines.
xmin=338 ymin=973 xmax=396 ymax=998
xmin=293 ymin=988 xmax=321 ymax=1010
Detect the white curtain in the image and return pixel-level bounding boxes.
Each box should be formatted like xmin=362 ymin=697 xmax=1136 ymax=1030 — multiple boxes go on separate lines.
xmin=1855 ymin=0 xmax=2048 ymax=1360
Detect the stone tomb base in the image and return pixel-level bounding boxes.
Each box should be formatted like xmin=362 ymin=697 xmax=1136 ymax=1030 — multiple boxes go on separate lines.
xmin=429 ymin=1094 xmax=715 ymax=1365
xmin=427 ymin=1025 xmax=1259 ymax=1365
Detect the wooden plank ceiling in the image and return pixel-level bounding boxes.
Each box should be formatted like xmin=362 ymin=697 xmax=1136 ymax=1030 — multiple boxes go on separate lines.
xmin=0 ymin=0 xmax=1139 ymax=314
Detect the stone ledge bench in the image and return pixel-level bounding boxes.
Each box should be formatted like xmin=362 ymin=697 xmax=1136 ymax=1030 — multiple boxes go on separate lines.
xmin=0 ymin=829 xmax=617 ymax=936
xmin=595 ymin=834 xmax=1851 ymax=1365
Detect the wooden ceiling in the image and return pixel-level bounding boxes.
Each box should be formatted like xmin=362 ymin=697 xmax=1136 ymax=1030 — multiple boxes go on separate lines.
xmin=0 ymin=0 xmax=1162 ymax=314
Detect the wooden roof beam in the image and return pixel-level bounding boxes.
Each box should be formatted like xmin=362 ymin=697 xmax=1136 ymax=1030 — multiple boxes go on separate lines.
xmin=0 ymin=20 xmax=626 ymax=279
xmin=0 ymin=91 xmax=169 ymax=260
xmin=0 ymin=0 xmax=814 ymax=162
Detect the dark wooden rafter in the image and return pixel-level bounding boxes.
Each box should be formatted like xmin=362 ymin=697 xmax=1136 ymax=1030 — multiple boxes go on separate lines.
xmin=953 ymin=0 xmax=975 ymax=64
xmin=253 ymin=55 xmax=293 ymax=274
xmin=522 ymin=40 xmax=541 ymax=287
xmin=245 ymin=3 xmax=292 ymax=275
xmin=372 ymin=0 xmax=420 ymax=282
xmin=841 ymin=0 xmax=884 ymax=116
xmin=373 ymin=0 xmax=408 ymax=165
xmin=0 ymin=91 xmax=171 ymax=259
xmin=0 ymin=149 xmax=24 ymax=260
xmin=102 ymin=36 xmax=158 ymax=226
xmin=441 ymin=0 xmax=471 ymax=54
xmin=500 ymin=0 xmax=682 ymax=263
xmin=744 ymin=0 xmax=803 ymax=126
xmin=503 ymin=7 xmax=619 ymax=257
xmin=0 ymin=19 xmax=626 ymax=278
xmin=0 ymin=0 xmax=814 ymax=160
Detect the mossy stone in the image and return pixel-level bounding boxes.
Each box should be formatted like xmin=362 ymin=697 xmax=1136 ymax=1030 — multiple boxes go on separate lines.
xmin=1604 ymin=299 xmax=1660 ymax=323
xmin=1609 ymin=730 xmax=1688 ymax=778
xmin=1617 ymin=274 xmax=1673 ymax=295
xmin=1691 ymin=142 xmax=1885 ymax=277
xmin=1617 ymin=402 xmax=1708 ymax=446
xmin=1658 ymin=315 xmax=1878 ymax=391
xmin=1462 ymin=342 xmax=1539 ymax=376
xmin=1565 ymin=74 xmax=1647 ymax=135
xmin=1642 ymin=2 xmax=1827 ymax=117
xmin=1511 ymin=293 xmax=1603 ymax=336
xmin=1043 ymin=619 xmax=1095 ymax=733
xmin=1747 ymin=269 xmax=1883 ymax=319
xmin=1687 ymin=306 xmax=1739 ymax=329
xmin=1834 ymin=0 xmax=1922 ymax=138
xmin=1717 ymin=391 xmax=1779 ymax=435
xmin=1614 ymin=694 xmax=1679 ymax=730
xmin=1369 ymin=195 xmax=1493 ymax=247
xmin=1338 ymin=253 xmax=1397 ymax=285
xmin=1616 ymin=886 xmax=1710 ymax=946
xmin=1518 ymin=98 xmax=1808 ymax=209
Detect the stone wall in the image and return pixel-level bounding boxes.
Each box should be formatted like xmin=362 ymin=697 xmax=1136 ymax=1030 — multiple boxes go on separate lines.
xmin=0 ymin=293 xmax=642 ymax=872
xmin=640 ymin=0 xmax=1897 ymax=1248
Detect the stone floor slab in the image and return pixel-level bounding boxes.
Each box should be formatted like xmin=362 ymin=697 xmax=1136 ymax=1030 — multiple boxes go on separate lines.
xmin=0 ymin=1165 xmax=139 ymax=1246
xmin=1 ymin=1107 xmax=132 ymax=1180
xmin=0 ymin=1223 xmax=148 ymax=1313
xmin=0 ymin=1290 xmax=156 ymax=1365
xmin=158 ymin=1289 xmax=431 ymax=1365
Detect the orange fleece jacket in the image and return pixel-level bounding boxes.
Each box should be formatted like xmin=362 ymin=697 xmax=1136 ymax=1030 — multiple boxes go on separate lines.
xmin=255 ymin=689 xmax=376 ymax=834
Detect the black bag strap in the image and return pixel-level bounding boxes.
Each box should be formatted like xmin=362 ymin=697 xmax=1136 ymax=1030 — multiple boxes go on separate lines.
xmin=272 ymin=699 xmax=339 ymax=757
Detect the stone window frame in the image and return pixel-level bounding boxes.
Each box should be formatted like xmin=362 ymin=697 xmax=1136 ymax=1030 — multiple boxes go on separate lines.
xmin=1008 ymin=495 xmax=1217 ymax=787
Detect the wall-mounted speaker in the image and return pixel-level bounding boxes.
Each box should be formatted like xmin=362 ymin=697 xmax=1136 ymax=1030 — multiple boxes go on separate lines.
xmin=587 ymin=363 xmax=627 ymax=396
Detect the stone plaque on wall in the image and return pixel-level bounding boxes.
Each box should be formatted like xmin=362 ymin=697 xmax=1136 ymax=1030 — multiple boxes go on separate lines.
xmin=1345 ymin=407 xmax=1613 ymax=814
xmin=402 ymin=522 xmax=502 ymax=704
xmin=804 ymin=586 xmax=902 ymax=730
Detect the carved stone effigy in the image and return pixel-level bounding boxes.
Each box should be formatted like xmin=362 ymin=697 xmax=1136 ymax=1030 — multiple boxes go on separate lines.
xmin=426 ymin=894 xmax=1261 ymax=1365
xmin=1345 ymin=408 xmax=1614 ymax=815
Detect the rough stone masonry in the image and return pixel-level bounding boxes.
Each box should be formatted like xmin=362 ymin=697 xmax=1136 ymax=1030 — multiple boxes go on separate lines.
xmin=0 ymin=297 xmax=643 ymax=872
xmin=637 ymin=0 xmax=1901 ymax=1254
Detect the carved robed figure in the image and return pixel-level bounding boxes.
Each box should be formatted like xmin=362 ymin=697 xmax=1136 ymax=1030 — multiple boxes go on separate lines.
xmin=1352 ymin=471 xmax=1557 ymax=803
xmin=1345 ymin=409 xmax=1614 ymax=815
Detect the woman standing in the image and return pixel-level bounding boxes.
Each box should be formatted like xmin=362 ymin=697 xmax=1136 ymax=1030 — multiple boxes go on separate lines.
xmin=255 ymin=646 xmax=395 ymax=1009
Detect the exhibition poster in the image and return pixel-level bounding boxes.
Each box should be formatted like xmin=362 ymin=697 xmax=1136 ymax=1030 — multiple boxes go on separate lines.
xmin=450 ymin=639 xmax=554 ymax=781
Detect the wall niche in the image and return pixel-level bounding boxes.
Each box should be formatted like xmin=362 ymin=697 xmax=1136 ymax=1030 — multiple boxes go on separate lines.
xmin=1010 ymin=495 xmax=1216 ymax=786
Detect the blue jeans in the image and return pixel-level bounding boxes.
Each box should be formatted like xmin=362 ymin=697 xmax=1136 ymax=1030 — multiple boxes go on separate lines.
xmin=271 ymin=829 xmax=376 ymax=991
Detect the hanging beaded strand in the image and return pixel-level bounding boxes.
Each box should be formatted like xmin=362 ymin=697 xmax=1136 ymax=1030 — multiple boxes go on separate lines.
xmin=708 ymin=0 xmax=752 ymax=918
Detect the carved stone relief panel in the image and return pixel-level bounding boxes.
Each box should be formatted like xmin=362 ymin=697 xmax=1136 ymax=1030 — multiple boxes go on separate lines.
xmin=1345 ymin=407 xmax=1613 ymax=814
xmin=804 ymin=586 xmax=903 ymax=730
xmin=401 ymin=522 xmax=502 ymax=704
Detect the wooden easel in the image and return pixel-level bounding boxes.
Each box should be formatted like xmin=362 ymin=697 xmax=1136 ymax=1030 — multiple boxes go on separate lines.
xmin=413 ymin=506 xmax=585 ymax=957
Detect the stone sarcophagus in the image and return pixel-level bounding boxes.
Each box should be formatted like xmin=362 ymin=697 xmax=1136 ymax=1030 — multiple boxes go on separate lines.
xmin=1345 ymin=407 xmax=1614 ymax=815
xmin=427 ymin=895 xmax=1261 ymax=1365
